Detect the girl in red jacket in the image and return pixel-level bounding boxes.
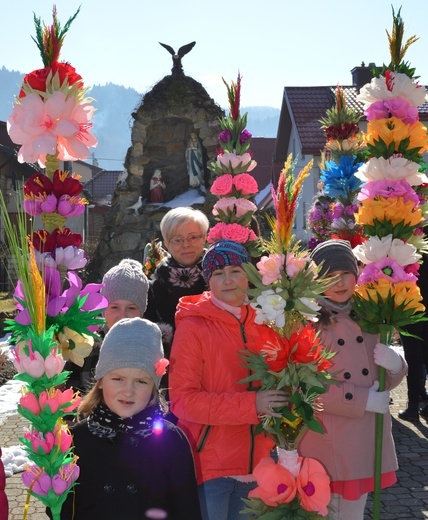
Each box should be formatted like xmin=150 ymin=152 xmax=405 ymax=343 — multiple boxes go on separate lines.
xmin=299 ymin=239 xmax=407 ymax=520
xmin=169 ymin=240 xmax=289 ymax=520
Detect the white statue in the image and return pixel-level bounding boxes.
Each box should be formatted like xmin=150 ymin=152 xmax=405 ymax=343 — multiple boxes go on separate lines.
xmin=185 ymin=133 xmax=206 ymax=193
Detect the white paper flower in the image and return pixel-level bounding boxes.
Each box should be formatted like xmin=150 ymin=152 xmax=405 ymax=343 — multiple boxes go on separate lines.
xmin=355 ymin=156 xmax=428 ymax=185
xmin=353 ymin=235 xmax=420 ymax=266
xmin=55 ymin=246 xmax=87 ymax=270
xmin=296 ymin=297 xmax=321 ymax=320
xmin=251 ymin=289 xmax=287 ymax=328
xmin=357 ymin=73 xmax=428 ymax=109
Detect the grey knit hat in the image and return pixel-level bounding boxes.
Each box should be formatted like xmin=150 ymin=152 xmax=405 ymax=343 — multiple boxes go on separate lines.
xmin=101 ymin=259 xmax=149 ymax=316
xmin=310 ymin=239 xmax=358 ymax=278
xmin=95 ymin=317 xmax=165 ymax=388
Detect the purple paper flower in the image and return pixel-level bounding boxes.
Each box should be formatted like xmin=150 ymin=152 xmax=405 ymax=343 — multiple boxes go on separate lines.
xmin=52 ymin=462 xmax=80 ymax=494
xmin=22 ymin=465 xmax=51 ymax=496
xmin=239 ymin=129 xmax=252 ymax=143
xmin=219 ymin=129 xmax=232 ymax=143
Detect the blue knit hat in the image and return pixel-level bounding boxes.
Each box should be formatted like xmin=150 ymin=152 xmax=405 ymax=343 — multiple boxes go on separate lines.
xmin=202 ymin=240 xmax=249 ymax=282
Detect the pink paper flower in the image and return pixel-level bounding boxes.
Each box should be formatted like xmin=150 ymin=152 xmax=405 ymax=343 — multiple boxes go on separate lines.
xmin=365 ymin=100 xmax=389 ymax=121
xmin=384 ymin=97 xmax=419 ymax=125
xmin=155 ymin=358 xmax=169 ymax=376
xmin=25 ymin=429 xmax=55 ymax=455
xmin=57 ymin=195 xmax=86 ymax=217
xmin=358 ymin=258 xmax=417 ymax=285
xmin=234 ymin=198 xmax=257 ymax=217
xmin=207 ymin=222 xmax=252 ymax=244
xmin=249 ymin=457 xmax=297 ymax=506
xmin=358 ymin=179 xmax=420 ymax=206
xmin=285 ymin=253 xmax=312 ymax=279
xmin=210 ymin=174 xmax=233 ymax=196
xmin=212 ymin=197 xmax=237 ymax=216
xmin=216 ymin=152 xmax=256 ymax=172
xmin=7 ymin=91 xmax=97 ymax=167
xmin=44 ymin=351 xmax=66 ymax=378
xmin=20 ymin=392 xmax=41 ymax=415
xmin=233 ymin=173 xmax=258 ymax=195
xmin=296 ymin=458 xmax=331 ymax=515
xmin=257 ymin=254 xmax=285 ymax=285
xmin=16 ymin=350 xmax=45 ymax=379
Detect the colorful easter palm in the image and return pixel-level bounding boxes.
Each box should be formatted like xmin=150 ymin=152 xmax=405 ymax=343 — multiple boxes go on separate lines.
xmin=353 ymin=7 xmax=428 ymax=518
xmin=2 ymin=6 xmax=105 ymax=519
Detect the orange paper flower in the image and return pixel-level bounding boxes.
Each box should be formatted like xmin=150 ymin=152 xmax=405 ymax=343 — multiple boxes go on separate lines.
xmin=365 ymin=117 xmax=428 ymax=153
xmin=356 ymin=196 xmax=423 ymax=228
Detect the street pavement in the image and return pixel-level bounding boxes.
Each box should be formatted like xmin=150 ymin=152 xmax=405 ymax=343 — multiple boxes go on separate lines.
xmin=1 ymin=377 xmax=427 ymax=520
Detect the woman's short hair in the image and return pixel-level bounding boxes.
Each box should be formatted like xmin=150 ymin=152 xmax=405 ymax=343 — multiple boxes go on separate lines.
xmin=160 ymin=207 xmax=209 ymax=242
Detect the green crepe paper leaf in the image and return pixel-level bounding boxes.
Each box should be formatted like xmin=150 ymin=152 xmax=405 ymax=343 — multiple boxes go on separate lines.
xmin=241 ymin=496 xmax=330 ymax=519
xmin=362 ymin=218 xmax=417 ymax=241
xmin=14 ymin=371 xmax=70 ymax=392
xmin=352 ymin=292 xmax=428 ymax=334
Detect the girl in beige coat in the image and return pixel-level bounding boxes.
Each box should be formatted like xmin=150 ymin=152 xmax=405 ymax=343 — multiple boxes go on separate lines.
xmin=299 ymin=240 xmax=407 ymax=520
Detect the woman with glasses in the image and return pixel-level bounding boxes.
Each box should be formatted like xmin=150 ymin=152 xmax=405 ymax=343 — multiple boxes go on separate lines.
xmin=145 ymin=207 xmax=209 ymax=354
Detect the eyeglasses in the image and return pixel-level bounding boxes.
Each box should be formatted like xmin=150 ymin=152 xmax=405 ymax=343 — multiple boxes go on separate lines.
xmin=168 ymin=234 xmax=205 ymax=247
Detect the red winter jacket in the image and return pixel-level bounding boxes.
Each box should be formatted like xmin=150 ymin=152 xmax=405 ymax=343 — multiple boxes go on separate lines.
xmin=0 ymin=448 xmax=8 ymax=519
xmin=170 ymin=292 xmax=277 ymax=485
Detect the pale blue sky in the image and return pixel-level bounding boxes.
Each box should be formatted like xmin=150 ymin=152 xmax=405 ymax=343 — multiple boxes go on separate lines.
xmin=1 ymin=0 xmax=427 ymax=109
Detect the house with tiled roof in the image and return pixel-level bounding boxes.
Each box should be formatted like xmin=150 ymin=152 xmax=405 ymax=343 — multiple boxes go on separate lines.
xmin=83 ymin=169 xmax=122 ymax=240
xmin=271 ymin=64 xmax=428 ymax=244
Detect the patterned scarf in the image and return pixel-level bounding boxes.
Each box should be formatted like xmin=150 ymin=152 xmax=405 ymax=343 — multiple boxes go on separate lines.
xmin=87 ymin=402 xmax=164 ymax=440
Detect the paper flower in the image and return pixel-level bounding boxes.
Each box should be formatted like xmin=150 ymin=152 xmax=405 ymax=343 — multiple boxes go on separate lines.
xmin=296 ymin=458 xmax=331 ymax=516
xmin=256 ymin=255 xmax=285 ymax=285
xmin=249 ymin=457 xmax=297 ymax=506
xmin=7 ymin=92 xmax=98 ymax=167
xmin=357 ymin=72 xmax=428 ymax=109
xmin=355 ymin=155 xmax=428 ymax=185
xmin=154 ymin=358 xmax=170 ymax=376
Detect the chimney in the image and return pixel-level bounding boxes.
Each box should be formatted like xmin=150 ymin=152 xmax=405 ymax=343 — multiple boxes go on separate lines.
xmin=351 ymin=62 xmax=381 ymax=90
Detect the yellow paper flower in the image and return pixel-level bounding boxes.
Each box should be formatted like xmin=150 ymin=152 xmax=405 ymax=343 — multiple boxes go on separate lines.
xmin=356 ymin=278 xmax=394 ymax=303
xmin=356 ymin=196 xmax=423 ymax=227
xmin=356 ymin=278 xmax=424 ymax=314
xmin=407 ymin=121 xmax=428 ymax=154
xmin=393 ymin=281 xmax=425 ymax=313
xmin=57 ymin=327 xmax=94 ymax=367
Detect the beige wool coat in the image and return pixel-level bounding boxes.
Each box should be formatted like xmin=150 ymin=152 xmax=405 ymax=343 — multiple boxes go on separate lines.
xmin=299 ymin=300 xmax=407 ymax=483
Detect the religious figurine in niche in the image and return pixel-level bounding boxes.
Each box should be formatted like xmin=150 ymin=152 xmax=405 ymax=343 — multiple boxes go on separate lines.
xmin=150 ymin=169 xmax=166 ymax=202
xmin=185 ymin=132 xmax=206 ymax=194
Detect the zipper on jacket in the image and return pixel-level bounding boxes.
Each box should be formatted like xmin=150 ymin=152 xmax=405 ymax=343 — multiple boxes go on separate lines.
xmin=248 ymin=424 xmax=255 ymax=474
xmin=196 ymin=425 xmax=211 ymax=452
